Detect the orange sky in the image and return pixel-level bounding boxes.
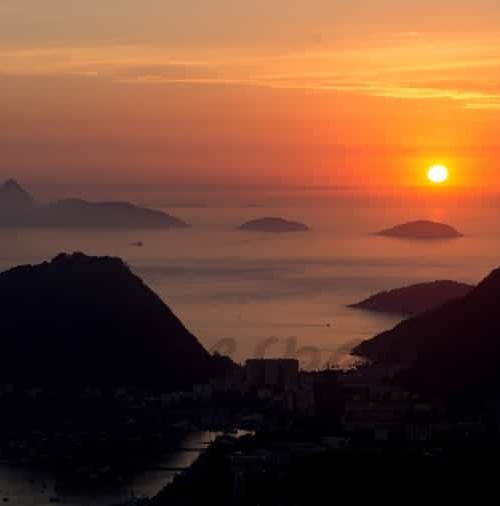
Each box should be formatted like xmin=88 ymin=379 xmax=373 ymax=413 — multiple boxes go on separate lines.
xmin=1 ymin=1 xmax=499 ymax=190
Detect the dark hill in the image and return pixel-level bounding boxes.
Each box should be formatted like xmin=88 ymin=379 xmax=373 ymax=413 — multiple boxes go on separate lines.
xmin=239 ymin=217 xmax=310 ymax=233
xmin=0 ymin=253 xmax=214 ymax=388
xmin=352 ymin=267 xmax=500 ymax=396
xmin=348 ymin=280 xmax=473 ymax=315
xmin=375 ymin=220 xmax=462 ymax=239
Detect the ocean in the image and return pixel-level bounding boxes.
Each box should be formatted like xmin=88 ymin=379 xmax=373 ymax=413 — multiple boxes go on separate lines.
xmin=0 ymin=188 xmax=497 ymax=369
xmin=0 ymin=188 xmax=499 ymax=504
xmin=0 ymin=432 xmax=220 ymax=505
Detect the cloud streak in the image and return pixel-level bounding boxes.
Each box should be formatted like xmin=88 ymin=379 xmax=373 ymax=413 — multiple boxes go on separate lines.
xmin=1 ymin=33 xmax=500 ymax=110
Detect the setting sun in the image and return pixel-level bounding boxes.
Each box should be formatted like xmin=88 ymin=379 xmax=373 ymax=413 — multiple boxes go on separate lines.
xmin=427 ymin=165 xmax=449 ymax=184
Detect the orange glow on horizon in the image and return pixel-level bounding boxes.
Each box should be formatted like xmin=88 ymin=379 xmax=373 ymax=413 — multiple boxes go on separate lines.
xmin=0 ymin=3 xmax=498 ymax=189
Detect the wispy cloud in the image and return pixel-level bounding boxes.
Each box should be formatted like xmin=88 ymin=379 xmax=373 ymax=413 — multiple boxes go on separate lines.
xmin=1 ymin=32 xmax=500 ymax=110
xmin=465 ymin=102 xmax=500 ymax=110
xmin=118 ymin=75 xmax=500 ymax=110
xmin=0 ymin=3 xmax=19 ymax=16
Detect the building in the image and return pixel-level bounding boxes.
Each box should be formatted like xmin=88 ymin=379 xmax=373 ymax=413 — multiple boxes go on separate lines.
xmin=245 ymin=359 xmax=299 ymax=390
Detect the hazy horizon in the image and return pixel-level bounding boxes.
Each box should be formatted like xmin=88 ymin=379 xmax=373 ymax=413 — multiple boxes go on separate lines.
xmin=5 ymin=179 xmax=500 ymax=211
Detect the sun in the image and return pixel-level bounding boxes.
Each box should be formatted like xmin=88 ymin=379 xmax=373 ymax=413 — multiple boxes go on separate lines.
xmin=427 ymin=164 xmax=449 ymax=184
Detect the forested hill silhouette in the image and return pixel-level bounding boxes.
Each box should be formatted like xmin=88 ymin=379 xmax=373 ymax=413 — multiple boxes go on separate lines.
xmin=0 ymin=253 xmax=217 ymax=388
xmin=348 ymin=280 xmax=473 ymax=315
xmin=0 ymin=179 xmax=187 ymax=229
xmin=353 ymin=266 xmax=500 ymax=396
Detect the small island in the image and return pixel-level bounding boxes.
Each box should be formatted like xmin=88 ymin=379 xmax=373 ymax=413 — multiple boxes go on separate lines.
xmin=375 ymin=220 xmax=462 ymax=239
xmin=239 ymin=217 xmax=310 ymax=233
xmin=348 ymin=280 xmax=473 ymax=315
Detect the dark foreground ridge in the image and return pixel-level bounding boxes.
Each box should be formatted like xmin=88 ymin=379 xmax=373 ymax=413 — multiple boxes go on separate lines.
xmin=239 ymin=217 xmax=310 ymax=233
xmin=352 ymin=265 xmax=500 ymax=395
xmin=0 ymin=253 xmax=239 ymax=491
xmin=0 ymin=179 xmax=187 ymax=229
xmin=0 ymin=252 xmax=215 ymax=388
xmin=375 ymin=220 xmax=462 ymax=239
xmin=348 ymin=280 xmax=473 ymax=315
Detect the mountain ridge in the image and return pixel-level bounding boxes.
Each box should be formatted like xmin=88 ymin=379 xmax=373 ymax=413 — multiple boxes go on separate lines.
xmin=0 ymin=252 xmax=218 ymax=388
xmin=352 ymin=266 xmax=500 ymax=395
xmin=348 ymin=280 xmax=473 ymax=315
xmin=0 ymin=180 xmax=187 ymax=229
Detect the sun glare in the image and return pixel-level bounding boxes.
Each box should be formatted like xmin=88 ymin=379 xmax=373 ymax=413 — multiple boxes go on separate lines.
xmin=427 ymin=165 xmax=449 ymax=184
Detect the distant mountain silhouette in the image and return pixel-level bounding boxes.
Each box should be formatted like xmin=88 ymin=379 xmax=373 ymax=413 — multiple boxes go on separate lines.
xmin=0 ymin=178 xmax=36 ymax=208
xmin=352 ymin=267 xmax=500 ymax=396
xmin=348 ymin=280 xmax=473 ymax=315
xmin=239 ymin=217 xmax=310 ymax=233
xmin=0 ymin=179 xmax=187 ymax=229
xmin=39 ymin=199 xmax=187 ymax=229
xmin=0 ymin=253 xmax=217 ymax=388
xmin=0 ymin=179 xmax=38 ymax=225
xmin=376 ymin=220 xmax=462 ymax=239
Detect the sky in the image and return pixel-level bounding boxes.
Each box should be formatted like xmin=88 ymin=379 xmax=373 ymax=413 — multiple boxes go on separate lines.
xmin=1 ymin=0 xmax=499 ymax=190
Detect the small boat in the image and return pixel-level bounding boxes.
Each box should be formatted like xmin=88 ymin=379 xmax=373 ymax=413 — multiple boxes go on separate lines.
xmin=130 ymin=241 xmax=143 ymax=247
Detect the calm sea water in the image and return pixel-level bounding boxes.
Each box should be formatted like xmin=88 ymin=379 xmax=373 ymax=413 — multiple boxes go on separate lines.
xmin=0 ymin=197 xmax=498 ymax=368
xmin=0 ymin=432 xmax=219 ymax=505
xmin=0 ymin=192 xmax=499 ymax=504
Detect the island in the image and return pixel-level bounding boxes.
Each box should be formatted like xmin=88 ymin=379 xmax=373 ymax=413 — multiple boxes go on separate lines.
xmin=375 ymin=220 xmax=462 ymax=239
xmin=0 ymin=179 xmax=187 ymax=229
xmin=348 ymin=280 xmax=473 ymax=315
xmin=239 ymin=217 xmax=310 ymax=233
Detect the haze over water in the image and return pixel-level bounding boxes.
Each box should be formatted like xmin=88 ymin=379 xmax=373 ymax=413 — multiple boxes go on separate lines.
xmin=3 ymin=1 xmax=500 ymax=504
xmin=1 ymin=185 xmax=498 ymax=370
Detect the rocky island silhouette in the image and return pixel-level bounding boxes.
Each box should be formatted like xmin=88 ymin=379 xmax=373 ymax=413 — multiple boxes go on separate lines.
xmin=375 ymin=220 xmax=462 ymax=239
xmin=239 ymin=217 xmax=310 ymax=233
